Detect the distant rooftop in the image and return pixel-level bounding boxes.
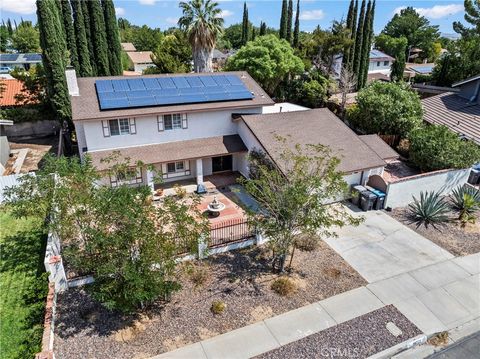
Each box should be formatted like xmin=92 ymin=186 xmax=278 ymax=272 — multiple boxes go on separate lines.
xmin=126 ymin=51 xmax=153 ymax=64
xmin=121 ymin=42 xmax=136 ymax=52
xmin=369 ymin=49 xmax=394 ymax=61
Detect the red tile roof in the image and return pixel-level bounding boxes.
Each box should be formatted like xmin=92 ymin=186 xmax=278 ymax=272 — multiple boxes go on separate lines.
xmin=0 ymin=79 xmax=24 ymax=107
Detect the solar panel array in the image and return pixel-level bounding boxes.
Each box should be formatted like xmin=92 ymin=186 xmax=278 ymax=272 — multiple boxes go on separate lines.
xmin=0 ymin=54 xmax=19 ymax=62
xmin=413 ymin=66 xmax=433 ymax=74
xmin=95 ymin=74 xmax=254 ymax=110
xmin=24 ymin=53 xmax=42 ymax=61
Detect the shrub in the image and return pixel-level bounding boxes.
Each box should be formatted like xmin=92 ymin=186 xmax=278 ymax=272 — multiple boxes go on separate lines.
xmin=294 ymin=233 xmax=320 ymax=252
xmin=210 ymin=300 xmax=226 ymax=315
xmin=451 ymin=186 xmax=480 ymax=226
xmin=409 ymin=125 xmax=480 ymax=172
xmin=408 ymin=191 xmax=450 ymax=228
xmin=271 ymin=277 xmax=297 ymax=296
xmin=183 ymin=262 xmax=210 ymax=288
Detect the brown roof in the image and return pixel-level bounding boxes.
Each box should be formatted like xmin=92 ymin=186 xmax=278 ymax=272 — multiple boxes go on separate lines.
xmin=359 ymin=135 xmax=399 ymax=160
xmin=71 ymin=71 xmax=274 ymax=122
xmin=121 ymin=42 xmax=136 ymax=52
xmin=367 ymin=73 xmax=390 ymax=83
xmin=422 ymin=92 xmax=480 ymax=144
xmin=240 ymin=108 xmax=387 ymax=174
xmin=89 ymin=135 xmax=247 ymax=171
xmin=126 ymin=51 xmax=153 ymax=64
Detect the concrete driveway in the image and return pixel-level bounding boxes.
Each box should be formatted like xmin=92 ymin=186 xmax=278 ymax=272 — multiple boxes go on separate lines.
xmin=323 ymin=208 xmax=454 ymax=283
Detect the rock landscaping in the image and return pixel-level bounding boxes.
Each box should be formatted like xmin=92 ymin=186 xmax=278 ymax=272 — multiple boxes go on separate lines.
xmin=388 ymin=208 xmax=480 ymax=256
xmin=54 ymin=241 xmax=366 ymax=359
xmin=256 ymin=305 xmax=422 ymax=359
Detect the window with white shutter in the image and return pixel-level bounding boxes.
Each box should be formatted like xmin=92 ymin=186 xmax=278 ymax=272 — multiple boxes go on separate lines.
xmin=182 ymin=113 xmax=188 ymax=129
xmin=157 ymin=116 xmax=164 ymax=131
xmin=102 ymin=120 xmax=110 ymax=137
xmin=129 ymin=118 xmax=136 ymax=134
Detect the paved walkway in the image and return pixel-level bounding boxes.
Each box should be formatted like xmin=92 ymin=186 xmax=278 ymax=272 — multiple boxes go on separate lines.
xmin=153 ymin=211 xmax=480 ymax=359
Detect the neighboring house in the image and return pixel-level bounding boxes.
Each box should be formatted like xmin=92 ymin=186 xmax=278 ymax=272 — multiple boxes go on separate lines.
xmin=422 ymin=74 xmax=480 ymax=145
xmin=0 ymin=79 xmax=35 ymax=107
xmin=0 ymin=53 xmax=42 ymax=71
xmin=405 ymin=63 xmax=435 ymax=76
xmin=126 ymin=51 xmax=155 ymax=73
xmin=68 ymin=70 xmax=394 ymax=191
xmin=0 ymin=120 xmax=13 ymax=174
xmin=121 ymin=42 xmax=136 ymax=52
xmin=212 ymin=49 xmax=228 ymax=71
xmin=368 ymin=49 xmax=394 ymax=76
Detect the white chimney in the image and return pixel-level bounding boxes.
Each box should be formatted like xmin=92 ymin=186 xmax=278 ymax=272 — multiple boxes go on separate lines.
xmin=65 ymin=67 xmax=79 ymax=96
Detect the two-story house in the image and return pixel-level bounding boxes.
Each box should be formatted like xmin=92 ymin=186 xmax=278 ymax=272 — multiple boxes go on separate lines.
xmin=69 ymin=70 xmax=395 ymax=191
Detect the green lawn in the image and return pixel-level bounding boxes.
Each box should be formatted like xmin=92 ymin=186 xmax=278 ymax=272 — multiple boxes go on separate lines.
xmin=0 ymin=209 xmax=48 ymax=359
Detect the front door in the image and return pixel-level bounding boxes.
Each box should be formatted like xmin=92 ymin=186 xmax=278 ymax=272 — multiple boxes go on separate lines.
xmin=212 ymin=155 xmax=233 ymax=173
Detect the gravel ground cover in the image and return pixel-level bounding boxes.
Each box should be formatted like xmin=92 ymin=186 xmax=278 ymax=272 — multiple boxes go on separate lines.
xmin=54 ymin=241 xmax=367 ymax=359
xmin=388 ymin=208 xmax=480 ymax=256
xmin=256 ymin=305 xmax=422 ymax=359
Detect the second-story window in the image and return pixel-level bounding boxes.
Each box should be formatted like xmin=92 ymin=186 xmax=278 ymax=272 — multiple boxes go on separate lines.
xmin=109 ymin=118 xmax=130 ymax=136
xmin=164 ymin=114 xmax=182 ymax=130
xmin=384 ymin=61 xmax=389 ymax=66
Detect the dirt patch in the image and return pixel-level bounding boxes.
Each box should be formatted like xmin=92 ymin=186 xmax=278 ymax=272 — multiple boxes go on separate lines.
xmin=388 ymin=208 xmax=480 ymax=256
xmin=54 ymin=241 xmax=367 ymax=359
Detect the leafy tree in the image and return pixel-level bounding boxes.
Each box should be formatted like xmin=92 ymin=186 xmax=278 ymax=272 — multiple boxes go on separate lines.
xmin=241 ymin=2 xmax=249 ymax=46
xmin=350 ymin=81 xmax=423 ymax=138
xmin=240 ymin=140 xmax=360 ymax=272
xmin=11 ymin=21 xmax=40 ymax=53
xmin=453 ymin=0 xmax=480 ymax=37
xmin=358 ymin=0 xmax=375 ymax=89
xmin=259 ymin=21 xmax=267 ymax=36
xmin=375 ymin=33 xmax=408 ymax=81
xmin=343 ymin=0 xmax=355 ymax=68
xmin=130 ymin=25 xmax=163 ymax=52
xmin=223 ymin=23 xmax=243 ymax=49
xmin=4 ymin=154 xmax=208 ymax=313
xmin=36 ymin=0 xmax=71 ymax=123
xmin=226 ymin=34 xmax=304 ymax=94
xmin=286 ymin=0 xmax=293 ymax=43
xmin=10 ymin=65 xmax=47 ymax=106
xmin=80 ymin=0 xmax=97 ymax=75
xmin=178 ymin=0 xmax=224 ymax=73
xmin=338 ymin=65 xmax=357 ymax=120
xmin=149 ymin=30 xmax=192 ymax=73
xmin=279 ymin=0 xmax=288 ymax=39
xmin=0 ymin=25 xmax=9 ymax=52
xmin=6 ymin=18 xmax=14 ymax=36
xmin=102 ymin=0 xmax=123 ymax=76
xmin=293 ymin=0 xmax=300 ymax=48
xmin=353 ymin=0 xmax=365 ymax=80
xmin=60 ymin=0 xmax=79 ymax=72
xmin=382 ymin=7 xmax=440 ymax=62
xmin=281 ymin=69 xmax=330 ymax=107
xmin=71 ymin=0 xmax=93 ymax=77
xmin=409 ymin=125 xmax=480 ymax=172
xmin=87 ymin=0 xmax=110 ymax=76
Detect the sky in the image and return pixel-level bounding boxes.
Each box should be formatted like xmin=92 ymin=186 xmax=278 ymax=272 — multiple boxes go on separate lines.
xmin=0 ymin=0 xmax=467 ymax=35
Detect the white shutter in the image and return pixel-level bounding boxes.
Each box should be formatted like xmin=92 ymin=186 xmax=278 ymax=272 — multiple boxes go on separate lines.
xmin=102 ymin=120 xmax=110 ymax=137
xmin=157 ymin=116 xmax=164 ymax=131
xmin=129 ymin=118 xmax=136 ymax=134
xmin=184 ymin=160 xmax=190 ymax=170
xmin=161 ymin=163 xmax=168 ymax=178
xmin=182 ymin=113 xmax=188 ymax=129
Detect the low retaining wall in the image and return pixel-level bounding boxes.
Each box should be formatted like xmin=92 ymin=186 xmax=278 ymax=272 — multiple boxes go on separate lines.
xmin=384 ymin=168 xmax=471 ymax=208
xmin=5 ymin=120 xmax=59 ymax=140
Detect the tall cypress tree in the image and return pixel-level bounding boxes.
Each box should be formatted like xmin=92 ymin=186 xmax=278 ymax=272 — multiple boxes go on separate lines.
xmin=353 ymin=0 xmax=365 ymax=80
xmin=279 ymin=0 xmax=288 ymax=39
xmin=293 ymin=0 xmax=300 ymax=48
xmin=81 ymin=0 xmax=97 ymax=75
xmin=359 ymin=0 xmax=375 ymax=89
xmin=348 ymin=0 xmax=359 ymax=70
xmin=259 ymin=21 xmax=267 ymax=36
xmin=71 ymin=0 xmax=93 ymax=77
xmin=358 ymin=0 xmax=371 ymax=89
xmin=286 ymin=0 xmax=293 ymax=43
xmin=60 ymin=0 xmax=80 ymax=73
xmin=251 ymin=26 xmax=256 ymax=41
xmin=36 ymin=0 xmax=71 ymax=122
xmin=241 ymin=2 xmax=249 ymax=46
xmin=6 ymin=19 xmax=13 ymax=36
xmin=343 ymin=0 xmax=355 ymax=69
xmin=102 ymin=0 xmax=123 ymax=75
xmin=87 ymin=0 xmax=110 ymax=76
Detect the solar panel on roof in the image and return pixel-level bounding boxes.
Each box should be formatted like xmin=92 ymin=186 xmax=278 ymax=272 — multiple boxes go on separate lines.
xmin=0 ymin=54 xmax=19 ymax=61
xmin=95 ymin=74 xmax=254 ymax=110
xmin=24 ymin=54 xmax=42 ymax=61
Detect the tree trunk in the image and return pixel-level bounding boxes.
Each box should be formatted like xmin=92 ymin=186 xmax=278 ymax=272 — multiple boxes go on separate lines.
xmin=287 ymin=245 xmax=296 ymax=270
xmin=193 ymin=46 xmax=213 ymax=73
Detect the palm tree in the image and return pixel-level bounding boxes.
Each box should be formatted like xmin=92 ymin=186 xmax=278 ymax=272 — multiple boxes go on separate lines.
xmin=178 ymin=0 xmax=224 ymax=73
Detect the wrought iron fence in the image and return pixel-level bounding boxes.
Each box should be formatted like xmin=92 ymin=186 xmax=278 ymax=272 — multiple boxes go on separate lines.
xmin=209 ymin=218 xmax=255 ymax=248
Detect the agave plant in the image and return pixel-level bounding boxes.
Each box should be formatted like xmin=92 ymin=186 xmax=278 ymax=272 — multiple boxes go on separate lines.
xmin=450 ymin=186 xmax=480 ymax=226
xmin=408 ymin=191 xmax=450 ymax=228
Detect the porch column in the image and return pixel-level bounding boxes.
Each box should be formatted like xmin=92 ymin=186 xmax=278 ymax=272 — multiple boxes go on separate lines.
xmin=146 ymin=169 xmax=155 ymax=192
xmin=196 ymin=158 xmax=203 ymax=184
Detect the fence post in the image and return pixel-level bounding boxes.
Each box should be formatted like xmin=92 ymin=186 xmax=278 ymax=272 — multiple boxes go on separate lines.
xmin=198 ymin=234 xmax=208 ymax=259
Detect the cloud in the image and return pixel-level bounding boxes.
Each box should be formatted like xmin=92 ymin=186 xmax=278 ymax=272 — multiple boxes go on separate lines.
xmin=2 ymin=0 xmax=36 ymax=14
xmin=299 ymin=9 xmax=325 ymax=20
xmin=394 ymin=4 xmax=464 ymax=19
xmin=166 ymin=17 xmax=179 ymax=25
xmin=115 ymin=7 xmax=126 ymax=16
xmin=219 ymin=10 xmax=234 ymax=18
xmin=139 ymin=0 xmax=156 ymax=5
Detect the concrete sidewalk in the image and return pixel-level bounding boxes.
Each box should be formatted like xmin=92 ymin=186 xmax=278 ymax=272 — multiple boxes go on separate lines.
xmin=153 ymin=211 xmax=479 ymax=359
